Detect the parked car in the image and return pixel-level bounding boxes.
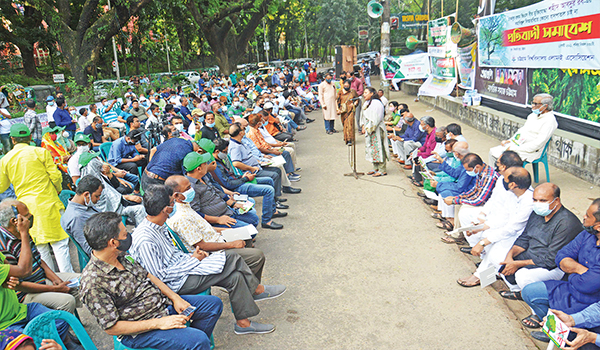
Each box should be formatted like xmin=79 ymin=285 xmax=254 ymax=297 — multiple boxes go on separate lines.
xmin=256 ymin=67 xmax=276 ymax=80
xmin=93 ymin=79 xmax=132 ymax=100
xmin=178 ymin=71 xmax=201 ymax=84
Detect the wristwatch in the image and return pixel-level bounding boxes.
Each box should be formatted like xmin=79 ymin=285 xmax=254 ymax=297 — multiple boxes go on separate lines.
xmin=479 ymin=241 xmax=486 ymax=247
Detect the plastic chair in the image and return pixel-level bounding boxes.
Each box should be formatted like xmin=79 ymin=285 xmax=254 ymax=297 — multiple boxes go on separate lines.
xmin=58 ymin=190 xmax=76 ymax=208
xmin=99 ymin=142 xmax=113 ymax=162
xmin=523 ymin=140 xmax=550 ymax=183
xmin=24 ymin=310 xmax=97 ymax=350
xmin=66 ymin=231 xmax=90 ymax=270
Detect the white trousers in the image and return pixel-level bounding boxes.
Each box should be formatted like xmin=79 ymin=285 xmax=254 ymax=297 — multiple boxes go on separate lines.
xmin=502 ymin=267 xmax=565 ymax=292
xmin=283 ymin=145 xmax=297 ymax=166
xmin=36 ymin=237 xmax=74 ymax=273
xmin=457 ymin=205 xmax=482 ymax=228
xmin=470 ymin=237 xmax=516 ymax=279
xmin=394 ymin=140 xmax=421 ymax=163
xmin=489 ymin=145 xmax=508 ymax=166
xmin=438 ymin=195 xmax=455 ymax=218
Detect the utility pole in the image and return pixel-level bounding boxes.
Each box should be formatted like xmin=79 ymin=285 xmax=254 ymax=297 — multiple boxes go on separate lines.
xmin=107 ymin=0 xmax=121 ymax=87
xmin=304 ymin=22 xmax=309 ymax=58
xmin=381 ymin=0 xmax=391 ymax=99
xmin=263 ymin=19 xmax=270 ymax=64
xmin=165 ymin=31 xmax=171 ymax=73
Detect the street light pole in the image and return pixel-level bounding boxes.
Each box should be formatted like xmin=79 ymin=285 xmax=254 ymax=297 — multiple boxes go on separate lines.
xmin=165 ymin=31 xmax=171 ymax=73
xmin=380 ymin=0 xmax=391 ymax=99
xmin=107 ymin=0 xmax=121 ymax=87
xmin=263 ymin=19 xmax=269 ymax=64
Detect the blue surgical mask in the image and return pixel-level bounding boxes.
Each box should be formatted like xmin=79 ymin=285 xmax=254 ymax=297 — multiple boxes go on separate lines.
xmin=466 ymin=170 xmax=478 ymax=177
xmin=206 ymin=122 xmax=216 ymax=128
xmin=419 ymin=125 xmax=425 ymax=132
xmin=197 ymin=116 xmax=205 ymax=123
xmin=245 ymin=126 xmax=250 ymax=134
xmin=326 ymin=79 xmax=332 ymax=83
xmin=167 ymin=205 xmax=177 ymax=218
xmin=240 ymin=97 xmax=245 ymax=102
xmin=533 ymin=198 xmax=557 ymax=217
xmin=532 ymin=107 xmax=543 ymax=115
xmin=182 ymin=188 xmax=195 ymax=203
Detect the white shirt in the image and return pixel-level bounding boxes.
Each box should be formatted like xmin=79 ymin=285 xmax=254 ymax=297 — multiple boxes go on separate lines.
xmin=78 ymin=115 xmax=91 ymax=131
xmin=380 ymin=95 xmax=388 ymax=108
xmin=511 ymin=111 xmax=557 ymax=162
xmin=46 ymin=103 xmax=57 ymax=122
xmin=483 ymin=187 xmax=534 ymax=244
xmin=68 ymin=150 xmax=84 ymax=177
xmin=0 ymin=109 xmax=11 ymax=134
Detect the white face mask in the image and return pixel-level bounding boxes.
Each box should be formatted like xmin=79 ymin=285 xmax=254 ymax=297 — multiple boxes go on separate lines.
xmin=174 ymin=124 xmax=184 ymax=132
xmin=77 ymin=145 xmax=88 ymax=154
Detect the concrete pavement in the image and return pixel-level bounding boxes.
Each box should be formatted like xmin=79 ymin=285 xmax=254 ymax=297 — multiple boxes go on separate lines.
xmin=75 ymin=80 xmax=600 ymax=349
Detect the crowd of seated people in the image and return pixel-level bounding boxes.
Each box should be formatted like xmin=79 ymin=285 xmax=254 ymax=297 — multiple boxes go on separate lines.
xmin=0 ymin=70 xmax=321 ymax=348
xmin=389 ymin=96 xmax=600 ymax=348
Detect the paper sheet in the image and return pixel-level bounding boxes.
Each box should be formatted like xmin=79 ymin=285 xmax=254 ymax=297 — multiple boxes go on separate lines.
xmin=479 ymin=266 xmax=497 ymax=288
xmin=221 ymin=225 xmax=258 ymax=242
xmin=445 ymin=224 xmax=485 ymax=237
xmin=423 ymin=189 xmax=439 ymax=200
xmin=269 ymin=155 xmax=287 ymax=167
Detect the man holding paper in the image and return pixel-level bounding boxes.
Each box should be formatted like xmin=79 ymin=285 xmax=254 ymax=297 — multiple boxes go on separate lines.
xmin=488 ymin=93 xmax=557 ymax=165
xmin=457 ymin=167 xmax=533 ymax=287
xmin=165 ymin=175 xmax=267 ymax=281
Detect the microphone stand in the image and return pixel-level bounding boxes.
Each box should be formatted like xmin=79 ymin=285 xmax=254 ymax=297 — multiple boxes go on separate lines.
xmin=344 ymin=98 xmax=364 ymax=179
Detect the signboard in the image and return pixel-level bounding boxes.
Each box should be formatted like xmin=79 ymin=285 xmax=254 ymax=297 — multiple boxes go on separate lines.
xmin=475 ymin=66 xmax=528 ymax=104
xmin=428 ymin=17 xmax=457 ymax=58
xmin=382 ymin=53 xmax=431 ymax=80
xmin=358 ymin=26 xmax=369 ymax=40
xmin=393 ymin=13 xmax=429 ymax=29
xmin=418 ymin=75 xmax=457 ymax=96
xmin=458 ymin=43 xmax=477 ymax=89
xmin=477 ymin=0 xmax=600 ymax=69
xmin=52 ymin=74 xmax=65 ymax=83
xmin=431 ymin=57 xmax=457 ymax=78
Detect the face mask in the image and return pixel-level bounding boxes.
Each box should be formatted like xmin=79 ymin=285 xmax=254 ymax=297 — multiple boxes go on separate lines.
xmin=435 ymin=137 xmax=443 ymax=143
xmin=466 ymin=169 xmax=478 ymax=177
xmin=233 ymin=101 xmax=240 ymax=107
xmin=447 ymin=153 xmax=454 ymax=159
xmin=503 ymin=180 xmax=511 ymax=191
xmin=95 ymin=123 xmax=103 ymax=129
xmin=102 ymin=102 xmax=108 ymax=106
xmin=171 ymin=130 xmax=180 ymax=137
xmin=77 ymin=145 xmax=88 ymax=154
xmin=70 ymin=110 xmax=76 ymax=115
xmin=206 ymin=122 xmax=216 ymax=128
xmin=167 ymin=205 xmax=177 ymax=218
xmin=446 ymin=134 xmax=451 ymax=140
xmin=217 ymin=152 xmax=228 ymax=160
xmin=388 ymin=106 xmax=395 ymax=112
xmin=240 ymin=97 xmax=245 ymax=102
xmin=116 ymin=232 xmax=132 ymax=252
xmin=84 ymin=193 xmax=95 ymax=207
xmin=533 ymin=197 xmax=557 ymax=217
xmin=174 ymin=124 xmax=184 ymax=132
xmin=344 ymin=86 xmax=350 ymax=91
xmin=532 ymin=105 xmax=544 ymax=115
xmin=203 ymin=98 xmax=208 ymax=102
xmin=197 ymin=116 xmax=205 ymax=123
xmin=50 ymin=133 xmax=58 ymax=141
xmin=222 ymin=106 xmax=227 ymax=111
xmin=418 ymin=125 xmax=425 ymax=132
xmin=584 ymin=222 xmax=598 ymax=235
xmin=245 ymin=126 xmax=250 ymax=134
xmin=326 ymin=79 xmax=332 ymax=84
xmin=182 ymin=188 xmax=195 ymax=203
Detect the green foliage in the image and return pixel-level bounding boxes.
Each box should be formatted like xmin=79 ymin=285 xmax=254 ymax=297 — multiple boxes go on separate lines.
xmin=0 ymin=74 xmax=49 ymax=87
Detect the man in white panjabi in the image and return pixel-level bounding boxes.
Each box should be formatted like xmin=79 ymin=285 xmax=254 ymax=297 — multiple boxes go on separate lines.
xmin=362 ymin=87 xmax=389 ymax=177
xmin=489 ymin=93 xmax=557 ymax=165
xmin=318 ymin=72 xmax=338 ymax=135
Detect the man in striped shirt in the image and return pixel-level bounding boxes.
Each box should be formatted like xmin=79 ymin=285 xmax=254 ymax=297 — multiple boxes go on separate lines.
xmin=130 ymin=185 xmax=286 ymax=335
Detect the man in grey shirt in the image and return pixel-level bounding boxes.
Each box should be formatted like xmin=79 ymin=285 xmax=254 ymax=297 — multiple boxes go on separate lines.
xmin=498 ymin=182 xmax=582 ymax=297
xmin=60 ymin=175 xmax=103 ymax=255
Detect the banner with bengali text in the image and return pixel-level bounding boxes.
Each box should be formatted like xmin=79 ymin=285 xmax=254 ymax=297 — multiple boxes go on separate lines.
xmin=428 ymin=17 xmax=457 ymax=58
xmin=477 ymin=0 xmax=600 ymax=69
xmin=382 ymin=53 xmax=431 ymax=80
xmin=475 ymin=66 xmax=528 ymax=104
xmin=458 ymin=43 xmax=477 ymax=89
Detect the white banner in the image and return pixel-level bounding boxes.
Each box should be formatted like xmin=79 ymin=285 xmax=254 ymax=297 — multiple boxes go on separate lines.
xmin=418 ymin=76 xmax=457 ymax=96
xmin=382 ymin=53 xmax=431 ymax=81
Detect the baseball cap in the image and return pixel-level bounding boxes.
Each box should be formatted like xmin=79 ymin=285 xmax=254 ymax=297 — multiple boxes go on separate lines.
xmin=74 ymin=133 xmax=91 ymax=144
xmin=196 ymin=138 xmax=215 ymax=155
xmin=46 ymin=95 xmax=55 ymax=102
xmin=183 ymin=152 xmax=212 ymax=172
xmin=42 ymin=125 xmax=65 ymax=135
xmin=263 ymin=102 xmax=274 ymax=110
xmin=9 ymin=123 xmax=31 ymax=137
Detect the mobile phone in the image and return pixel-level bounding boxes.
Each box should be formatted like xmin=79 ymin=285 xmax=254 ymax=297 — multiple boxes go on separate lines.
xmin=11 ymin=206 xmax=18 ymax=219
xmin=181 ymin=306 xmax=196 ymax=317
xmin=233 ymin=194 xmax=248 ymax=202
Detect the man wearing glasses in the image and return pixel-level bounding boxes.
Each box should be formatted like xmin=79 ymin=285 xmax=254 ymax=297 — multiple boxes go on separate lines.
xmin=489 ymin=93 xmax=557 ymax=165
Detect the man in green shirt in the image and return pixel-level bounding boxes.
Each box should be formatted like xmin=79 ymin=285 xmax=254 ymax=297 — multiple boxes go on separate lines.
xmin=229 ymin=96 xmax=246 ymax=118
xmin=211 ymin=102 xmax=230 ymax=137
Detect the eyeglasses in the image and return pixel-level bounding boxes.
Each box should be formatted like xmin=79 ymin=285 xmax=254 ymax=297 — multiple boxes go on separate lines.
xmin=531 ymin=102 xmax=543 ymax=106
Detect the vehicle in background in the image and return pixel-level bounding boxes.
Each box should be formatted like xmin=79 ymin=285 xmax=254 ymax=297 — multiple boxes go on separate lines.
xmin=93 ymin=79 xmax=133 ymax=100
xmin=24 ymin=85 xmax=55 ymax=105
xmin=256 ymin=66 xmax=276 ymax=80
xmin=178 ymin=71 xmax=201 ymax=84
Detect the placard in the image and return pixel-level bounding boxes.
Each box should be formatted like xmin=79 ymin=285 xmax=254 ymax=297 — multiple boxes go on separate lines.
xmin=475 ymin=66 xmax=528 ymax=104
xmin=382 ymin=53 xmax=431 ymax=80
xmin=458 ymin=43 xmax=477 ymax=89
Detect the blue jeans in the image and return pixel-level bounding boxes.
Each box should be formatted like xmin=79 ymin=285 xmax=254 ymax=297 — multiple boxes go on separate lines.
xmin=120 ymin=294 xmax=223 ymax=350
xmin=7 ymin=303 xmax=69 ymax=340
xmin=287 ymin=106 xmax=306 ymax=123
xmin=232 ymin=206 xmax=259 ymax=227
xmin=522 ymin=281 xmax=549 ymax=316
xmin=65 ymin=130 xmax=75 ymax=140
xmin=123 ymin=173 xmax=140 ymax=189
xmin=257 ymin=168 xmax=282 ymax=197
xmin=324 ymin=120 xmax=335 ymax=132
xmin=236 ymin=177 xmax=276 ymax=223
xmin=282 ymin=151 xmax=295 ymax=174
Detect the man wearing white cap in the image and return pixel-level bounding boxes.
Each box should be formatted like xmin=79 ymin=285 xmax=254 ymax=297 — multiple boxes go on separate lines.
xmin=45 ymin=96 xmax=57 ymax=127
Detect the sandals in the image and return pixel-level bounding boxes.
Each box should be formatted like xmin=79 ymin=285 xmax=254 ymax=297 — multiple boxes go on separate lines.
xmin=441 ymin=235 xmax=467 ymax=244
xmin=436 ymin=220 xmax=454 ymax=231
xmin=521 ymin=314 xmax=542 ymax=328
xmin=460 ymin=247 xmax=473 ymax=255
xmin=457 ymin=276 xmax=480 ymax=288
xmin=366 ymin=171 xmax=376 ymax=175
xmin=411 ymin=179 xmax=423 ymax=187
xmin=499 ymin=290 xmax=523 ymax=301
xmin=431 ymin=213 xmax=444 ymax=221
xmin=372 ymin=172 xmax=387 ymax=177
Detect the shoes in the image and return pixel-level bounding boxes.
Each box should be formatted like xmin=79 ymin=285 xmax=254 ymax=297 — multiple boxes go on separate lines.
xmin=234 ymin=321 xmax=276 ymax=335
xmin=289 ymin=172 xmax=301 ymax=178
xmin=403 ymin=164 xmax=413 ymax=169
xmin=276 ymin=202 xmax=289 ymax=209
xmin=295 ymin=167 xmax=302 ymax=172
xmin=272 ymin=211 xmax=288 ymax=218
xmin=288 ymin=174 xmax=301 ymax=182
xmin=275 ymin=197 xmax=287 ymax=202
xmin=530 ymin=331 xmax=550 ymax=342
xmin=331 ymin=129 xmax=339 ymax=133
xmin=254 ymin=285 xmax=286 ymax=301
xmin=297 ymin=126 xmax=307 ymax=131
xmin=417 ymin=192 xmax=427 ymax=198
xmin=282 ymin=186 xmax=301 ymax=194
xmin=326 ymin=130 xmax=333 ymax=135
xmin=423 ymin=198 xmax=437 ymax=205
xmin=261 ymin=221 xmax=283 ymax=229
xmin=306 ymin=118 xmax=315 ymax=123
xmin=459 ymin=247 xmax=473 ymax=255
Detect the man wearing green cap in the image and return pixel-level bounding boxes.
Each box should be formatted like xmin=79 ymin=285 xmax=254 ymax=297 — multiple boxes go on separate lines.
xmin=0 ymin=124 xmax=73 ymax=273
xmin=67 ymin=132 xmax=93 ymax=183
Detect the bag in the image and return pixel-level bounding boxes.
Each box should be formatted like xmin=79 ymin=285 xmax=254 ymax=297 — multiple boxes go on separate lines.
xmin=338 ymin=102 xmax=348 ymax=114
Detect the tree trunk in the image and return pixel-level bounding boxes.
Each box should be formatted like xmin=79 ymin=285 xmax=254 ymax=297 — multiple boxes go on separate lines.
xmin=19 ymin=45 xmax=38 ymax=77
xmin=174 ymin=17 xmax=191 ymax=69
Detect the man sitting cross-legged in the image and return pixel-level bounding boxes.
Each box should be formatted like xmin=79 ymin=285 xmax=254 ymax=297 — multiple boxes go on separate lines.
xmin=130 ymin=185 xmax=286 ymax=335
xmin=165 ymin=175 xmax=266 ymax=280
xmin=80 ymin=211 xmax=223 ymax=350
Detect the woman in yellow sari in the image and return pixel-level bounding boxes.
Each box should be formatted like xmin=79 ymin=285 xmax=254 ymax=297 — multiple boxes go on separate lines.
xmin=41 ymin=126 xmax=70 ymax=173
xmin=337 ymin=79 xmax=359 ymax=145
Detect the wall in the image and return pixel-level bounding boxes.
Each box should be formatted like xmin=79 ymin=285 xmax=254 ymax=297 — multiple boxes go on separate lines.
xmin=414 ymin=94 xmax=600 ymax=186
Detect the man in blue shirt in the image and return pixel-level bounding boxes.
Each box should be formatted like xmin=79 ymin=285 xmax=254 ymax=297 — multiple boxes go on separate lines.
xmin=53 ymin=98 xmax=77 ymax=139
xmin=107 ymin=129 xmax=146 ymax=182
xmin=99 ymin=98 xmax=126 ymax=134
xmin=179 ymin=97 xmax=192 ymax=127
xmin=389 ymin=112 xmax=425 ymax=165
xmin=271 ymin=69 xmax=281 ymax=87
xmin=522 ymin=198 xmax=600 ymax=333
xmin=141 ymin=127 xmax=198 ymax=189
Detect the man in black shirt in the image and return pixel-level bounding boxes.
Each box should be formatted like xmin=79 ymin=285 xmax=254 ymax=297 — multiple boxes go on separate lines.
xmin=498 ymin=182 xmax=583 ymax=298
xmin=83 ymin=116 xmax=107 ymax=151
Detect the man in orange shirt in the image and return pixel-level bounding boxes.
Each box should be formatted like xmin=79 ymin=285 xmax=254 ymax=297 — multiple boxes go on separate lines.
xmin=246 ymin=114 xmax=300 ymax=182
xmin=261 ymin=103 xmax=294 ymax=142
